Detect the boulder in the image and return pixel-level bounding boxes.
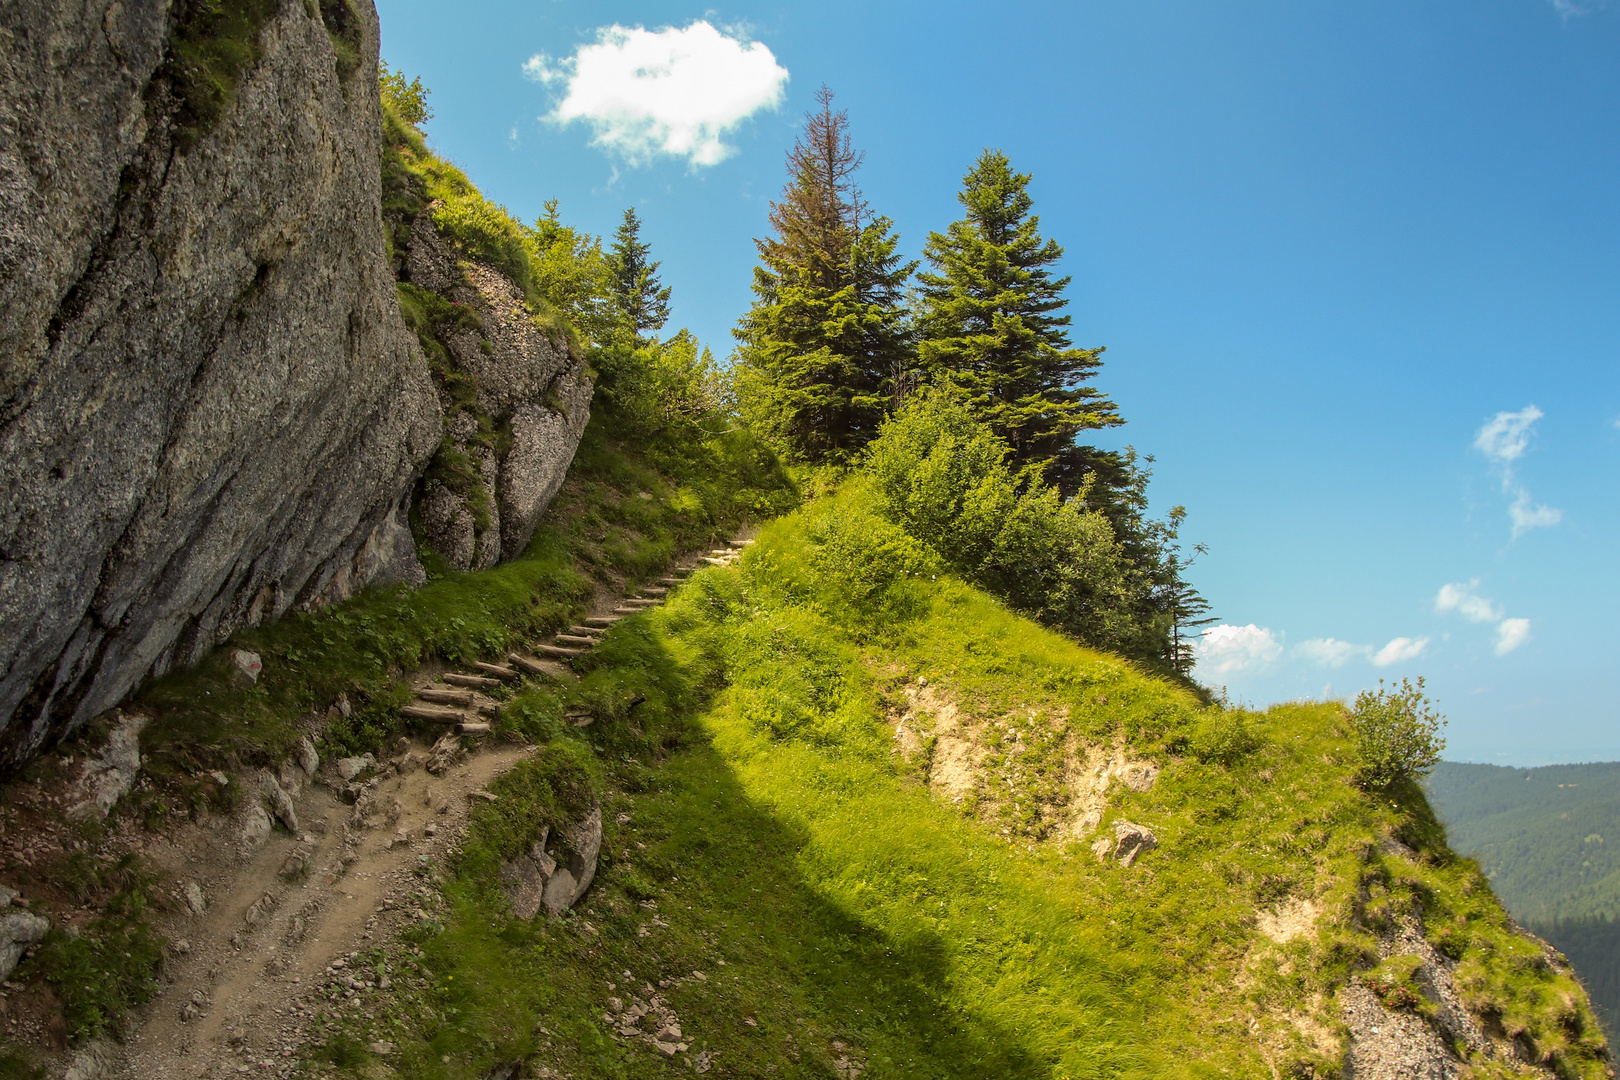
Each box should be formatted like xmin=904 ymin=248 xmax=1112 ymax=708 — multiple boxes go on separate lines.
xmin=0 ymin=908 xmax=50 ymax=981
xmin=259 ymin=772 xmax=299 ymax=834
xmin=230 ymin=650 xmax=263 ymax=689
xmin=335 ymin=754 xmax=376 ymax=781
xmin=297 ymin=736 xmax=320 ymax=777
xmin=65 ymin=711 xmax=148 ymax=822
xmin=499 ymin=806 xmax=603 ymax=918
xmin=1111 ymin=821 xmax=1158 ymax=867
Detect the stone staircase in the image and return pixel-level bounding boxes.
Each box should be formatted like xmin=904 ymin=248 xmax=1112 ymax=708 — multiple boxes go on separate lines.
xmin=399 ymin=538 xmax=754 ymax=733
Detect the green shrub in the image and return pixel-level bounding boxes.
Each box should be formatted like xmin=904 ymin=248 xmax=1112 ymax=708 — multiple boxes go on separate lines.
xmin=863 ymin=389 xmax=1143 ymax=656
xmin=1190 ymin=710 xmax=1263 ymax=765
xmin=1349 ymin=677 xmax=1446 ymax=790
xmin=380 ymin=62 xmax=433 ymax=127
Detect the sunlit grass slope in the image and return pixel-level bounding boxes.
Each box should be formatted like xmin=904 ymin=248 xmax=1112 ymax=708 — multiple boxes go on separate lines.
xmin=310 ymin=485 xmax=1608 ymax=1080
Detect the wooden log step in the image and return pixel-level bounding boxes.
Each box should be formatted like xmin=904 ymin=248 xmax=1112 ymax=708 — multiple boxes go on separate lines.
xmin=708 ymin=548 xmax=734 ymax=556
xmin=620 ymin=598 xmax=659 ymax=607
xmin=507 ymin=652 xmax=553 ymax=676
xmin=656 ymin=577 xmax=683 ymax=586
xmin=611 ymin=606 xmax=645 ymax=616
xmin=701 ymin=557 xmax=733 ymax=567
xmin=727 ymin=539 xmax=755 ymax=548
xmin=415 ymin=688 xmax=473 ymax=707
xmin=457 ymin=721 xmax=492 ymax=736
xmin=402 ymin=703 xmax=468 ymax=724
xmin=582 ymin=616 xmax=622 ymax=628
xmin=472 ymin=662 xmax=520 ymax=681
xmin=554 ymin=634 xmax=596 ymax=647
xmin=536 ymin=644 xmax=586 ymax=659
xmin=639 ymin=585 xmax=669 ymax=597
xmin=669 ymin=566 xmax=695 ymax=576
xmin=442 ymin=672 xmax=501 ymax=690
xmin=568 ymin=625 xmax=607 ymax=637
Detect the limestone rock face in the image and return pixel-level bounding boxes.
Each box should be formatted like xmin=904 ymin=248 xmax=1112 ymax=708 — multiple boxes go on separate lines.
xmin=0 ymin=0 xmax=440 ymax=765
xmin=402 ymin=216 xmax=591 ymax=570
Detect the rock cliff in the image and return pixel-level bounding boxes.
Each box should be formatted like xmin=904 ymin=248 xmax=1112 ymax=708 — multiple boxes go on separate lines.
xmin=0 ymin=0 xmax=590 ymax=768
xmin=400 ymin=214 xmax=591 ymax=571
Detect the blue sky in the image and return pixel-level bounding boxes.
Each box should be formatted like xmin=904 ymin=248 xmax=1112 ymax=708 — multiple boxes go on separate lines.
xmin=374 ymin=0 xmax=1620 ymax=765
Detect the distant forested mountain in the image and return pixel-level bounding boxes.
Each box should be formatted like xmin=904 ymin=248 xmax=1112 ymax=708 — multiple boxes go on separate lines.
xmin=1426 ymin=760 xmax=1620 ymax=1034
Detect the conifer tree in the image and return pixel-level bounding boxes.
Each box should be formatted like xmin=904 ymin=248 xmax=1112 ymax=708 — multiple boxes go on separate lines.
xmin=916 ymin=149 xmax=1120 ymax=478
xmin=734 ymin=87 xmax=914 ymax=462
xmin=608 ymin=207 xmax=672 ymax=342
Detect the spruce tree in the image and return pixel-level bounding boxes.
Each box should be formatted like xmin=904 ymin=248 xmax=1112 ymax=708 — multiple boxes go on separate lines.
xmin=608 ymin=207 xmax=672 ymax=342
xmin=917 ymin=149 xmax=1120 ymax=478
xmin=734 ymin=87 xmax=914 ymax=462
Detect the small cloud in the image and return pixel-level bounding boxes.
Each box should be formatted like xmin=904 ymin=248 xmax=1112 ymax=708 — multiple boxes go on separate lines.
xmin=1197 ymin=624 xmax=1283 ymax=675
xmin=527 ymin=21 xmax=789 ymax=168
xmin=1495 ymin=618 xmax=1532 ymax=655
xmin=1509 ymin=491 xmax=1563 ymax=537
xmin=1295 ymin=638 xmax=1368 ymax=668
xmin=1551 ymin=0 xmax=1611 ymax=15
xmin=1475 ymin=405 xmax=1543 ymax=465
xmin=1434 ymin=579 xmax=1533 ymax=656
xmin=1435 ymin=580 xmax=1503 ymax=624
xmin=1372 ymin=636 xmax=1429 ymax=667
xmin=1474 ymin=405 xmax=1560 ymax=538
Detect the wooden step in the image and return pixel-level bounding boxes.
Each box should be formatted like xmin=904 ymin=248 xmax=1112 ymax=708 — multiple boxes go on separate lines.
xmin=620 ymin=597 xmax=659 ymax=607
xmin=471 ymin=662 xmax=519 ymax=681
xmin=457 ymin=721 xmax=492 ymax=736
xmin=582 ymin=616 xmax=622 ymax=628
xmin=701 ymin=557 xmax=733 ymax=567
xmin=442 ymin=672 xmax=501 ymax=690
xmin=568 ymin=625 xmax=607 ymax=637
xmin=402 ymin=703 xmax=468 ymax=724
xmin=669 ymin=566 xmax=694 ymax=576
xmin=655 ymin=577 xmax=683 ymax=587
xmin=414 ymin=688 xmax=473 ymax=707
xmin=611 ymin=606 xmax=645 ymax=616
xmin=727 ymin=539 xmax=755 ymax=548
xmin=535 ymin=644 xmax=586 ymax=660
xmin=554 ymin=634 xmax=595 ymax=647
xmin=709 ymin=548 xmax=734 ymax=556
xmin=639 ymin=585 xmax=669 ymax=597
xmin=507 ymin=652 xmax=553 ymax=676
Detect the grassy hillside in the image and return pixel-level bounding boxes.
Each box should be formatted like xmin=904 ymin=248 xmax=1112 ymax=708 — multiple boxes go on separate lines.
xmin=301 ymin=483 xmax=1609 ymax=1079
xmin=1426 ymin=760 xmax=1620 ymax=1036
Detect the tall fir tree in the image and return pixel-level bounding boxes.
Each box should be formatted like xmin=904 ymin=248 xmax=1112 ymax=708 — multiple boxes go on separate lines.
xmin=734 ymin=87 xmax=914 ymax=462
xmin=608 ymin=207 xmax=672 ymax=342
xmin=916 ymin=149 xmax=1120 ymax=480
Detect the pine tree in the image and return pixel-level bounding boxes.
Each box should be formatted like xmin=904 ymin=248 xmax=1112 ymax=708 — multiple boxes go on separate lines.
xmin=608 ymin=207 xmax=672 ymax=342
xmin=734 ymin=87 xmax=914 ymax=462
xmin=916 ymin=149 xmax=1120 ymax=478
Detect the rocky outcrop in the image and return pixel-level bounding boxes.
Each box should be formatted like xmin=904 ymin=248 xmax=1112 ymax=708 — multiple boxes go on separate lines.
xmin=500 ymin=805 xmax=603 ymax=918
xmin=403 ymin=216 xmax=591 ymax=570
xmin=0 ymin=0 xmax=442 ymax=766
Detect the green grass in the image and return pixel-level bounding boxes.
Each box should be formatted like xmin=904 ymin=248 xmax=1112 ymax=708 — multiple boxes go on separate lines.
xmin=302 ymin=486 xmax=1609 ymax=1079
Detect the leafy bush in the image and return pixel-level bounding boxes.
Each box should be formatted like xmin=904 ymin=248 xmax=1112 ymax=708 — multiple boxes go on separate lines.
xmin=380 ymin=62 xmax=433 ymax=127
xmin=1189 ymin=710 xmax=1263 ymax=765
xmin=863 ymin=389 xmax=1143 ymax=656
xmin=1349 ymin=677 xmax=1446 ymax=790
xmin=592 ymin=331 xmax=734 ymax=438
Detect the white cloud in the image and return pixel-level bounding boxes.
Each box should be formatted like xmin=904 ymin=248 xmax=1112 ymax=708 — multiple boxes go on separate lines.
xmin=1197 ymin=624 xmax=1282 ymax=674
xmin=1435 ymin=580 xmax=1503 ymax=624
xmin=1509 ymin=490 xmax=1563 ymax=537
xmin=1295 ymin=638 xmax=1368 ymax=668
xmin=525 ymin=21 xmax=789 ymax=168
xmin=1372 ymin=636 xmax=1429 ymax=666
xmin=1473 ymin=405 xmax=1561 ymax=538
xmin=1434 ymin=578 xmax=1535 ymax=656
xmin=1495 ymin=617 xmax=1532 ymax=655
xmin=1475 ymin=405 xmax=1543 ymax=465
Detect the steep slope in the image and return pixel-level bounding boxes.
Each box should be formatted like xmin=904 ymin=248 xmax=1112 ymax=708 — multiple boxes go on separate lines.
xmin=293 ymin=485 xmax=1610 ymax=1080
xmin=0 ymin=0 xmax=440 ymax=766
